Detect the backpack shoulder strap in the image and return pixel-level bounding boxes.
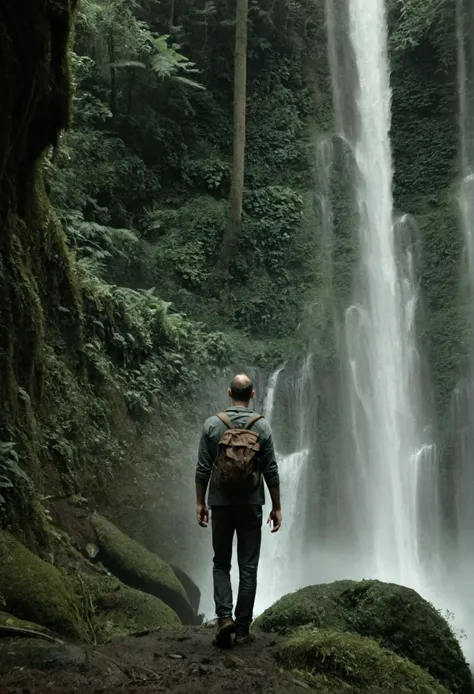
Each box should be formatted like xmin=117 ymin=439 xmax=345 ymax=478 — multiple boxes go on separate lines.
xmin=244 ymin=414 xmax=263 ymax=430
xmin=216 ymin=412 xmax=233 ymax=430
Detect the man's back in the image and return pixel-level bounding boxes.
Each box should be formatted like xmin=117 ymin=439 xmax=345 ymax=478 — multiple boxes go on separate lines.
xmin=196 ymin=405 xmax=279 ymax=507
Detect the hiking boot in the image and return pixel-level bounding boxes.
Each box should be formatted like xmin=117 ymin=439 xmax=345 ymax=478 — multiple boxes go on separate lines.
xmin=212 ymin=618 xmax=235 ymax=648
xmin=234 ymin=626 xmax=255 ymax=646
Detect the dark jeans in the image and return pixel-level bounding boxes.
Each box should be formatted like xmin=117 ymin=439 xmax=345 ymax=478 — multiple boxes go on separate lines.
xmin=211 ymin=504 xmax=263 ymax=629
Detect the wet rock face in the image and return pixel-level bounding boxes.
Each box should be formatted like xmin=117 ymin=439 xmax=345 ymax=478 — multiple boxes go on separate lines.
xmin=256 ymin=579 xmax=472 ymax=694
xmin=91 ymin=513 xmax=198 ymax=625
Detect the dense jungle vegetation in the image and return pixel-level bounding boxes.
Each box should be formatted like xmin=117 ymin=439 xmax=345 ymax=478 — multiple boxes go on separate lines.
xmin=0 ymin=0 xmax=467 ymax=570
xmin=1 ymin=0 xmax=327 ymax=554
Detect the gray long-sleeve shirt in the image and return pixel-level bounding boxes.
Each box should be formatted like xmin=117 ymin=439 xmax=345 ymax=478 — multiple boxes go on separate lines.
xmin=195 ymin=406 xmax=280 ymax=507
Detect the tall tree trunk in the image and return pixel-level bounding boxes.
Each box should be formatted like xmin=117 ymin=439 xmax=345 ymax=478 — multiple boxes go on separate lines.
xmin=218 ymin=0 xmax=248 ymax=270
xmin=127 ymin=67 xmax=136 ymax=116
xmin=108 ymin=31 xmax=117 ymax=114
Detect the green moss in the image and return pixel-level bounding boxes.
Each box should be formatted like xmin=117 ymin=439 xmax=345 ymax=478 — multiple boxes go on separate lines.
xmin=277 ymin=629 xmax=450 ymax=694
xmin=75 ymin=573 xmax=180 ymax=643
xmin=254 ymin=580 xmax=353 ymax=634
xmin=0 ymin=530 xmax=86 ymax=641
xmin=256 ymin=580 xmax=471 ymax=694
xmin=90 ymin=513 xmax=196 ymax=625
xmin=0 ymin=0 xmax=83 ymax=537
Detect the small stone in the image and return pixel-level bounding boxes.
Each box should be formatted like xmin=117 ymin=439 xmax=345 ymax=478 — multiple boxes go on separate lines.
xmin=201 ymin=656 xmax=212 ymax=665
xmin=224 ymin=655 xmax=243 ymax=669
xmin=166 ymin=652 xmax=185 ymax=660
xmin=85 ymin=542 xmax=99 ymax=559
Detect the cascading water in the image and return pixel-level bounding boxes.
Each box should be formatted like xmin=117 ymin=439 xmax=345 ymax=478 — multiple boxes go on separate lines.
xmin=337 ymin=0 xmax=432 ymax=587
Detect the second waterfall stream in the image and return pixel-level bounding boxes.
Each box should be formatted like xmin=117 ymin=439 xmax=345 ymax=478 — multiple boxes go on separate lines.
xmin=253 ymin=358 xmax=311 ymax=613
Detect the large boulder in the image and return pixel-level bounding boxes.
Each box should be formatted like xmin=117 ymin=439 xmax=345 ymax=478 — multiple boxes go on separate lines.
xmin=256 ymin=579 xmax=471 ymax=694
xmin=0 ymin=530 xmax=86 ymax=641
xmin=91 ymin=514 xmax=197 ymax=624
xmin=277 ymin=628 xmax=450 ymax=694
xmin=76 ymin=573 xmax=181 ymax=642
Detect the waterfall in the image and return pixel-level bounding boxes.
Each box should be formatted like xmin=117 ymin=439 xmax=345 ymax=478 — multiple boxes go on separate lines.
xmin=324 ymin=0 xmax=439 ymax=593
xmin=344 ymin=0 xmax=433 ymax=587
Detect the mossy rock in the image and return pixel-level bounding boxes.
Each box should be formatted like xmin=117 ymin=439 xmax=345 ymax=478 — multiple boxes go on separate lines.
xmin=90 ymin=514 xmax=196 ymax=624
xmin=0 ymin=531 xmax=86 ymax=641
xmin=170 ymin=564 xmax=201 ymax=613
xmin=0 ymin=640 xmax=86 ymax=675
xmin=75 ymin=573 xmax=181 ymax=642
xmin=277 ymin=629 xmax=450 ymax=694
xmin=256 ymin=579 xmax=471 ymax=694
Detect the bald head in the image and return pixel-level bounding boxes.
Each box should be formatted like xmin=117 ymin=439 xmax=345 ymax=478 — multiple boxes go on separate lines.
xmin=229 ymin=373 xmax=254 ymax=405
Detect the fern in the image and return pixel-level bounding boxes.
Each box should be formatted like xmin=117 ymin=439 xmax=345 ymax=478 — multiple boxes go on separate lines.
xmin=0 ymin=442 xmax=31 ymax=490
xmin=151 ymin=35 xmax=205 ymax=89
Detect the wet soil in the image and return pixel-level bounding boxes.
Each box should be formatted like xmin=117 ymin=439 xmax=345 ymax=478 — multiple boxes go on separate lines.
xmin=0 ymin=628 xmax=308 ymax=694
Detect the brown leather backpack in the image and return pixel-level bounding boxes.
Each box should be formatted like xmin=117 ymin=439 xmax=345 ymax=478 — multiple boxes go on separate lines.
xmin=213 ymin=413 xmax=263 ymax=494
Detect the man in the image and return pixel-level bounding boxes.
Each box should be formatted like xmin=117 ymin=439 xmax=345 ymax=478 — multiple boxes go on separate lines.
xmin=195 ymin=373 xmax=281 ymax=648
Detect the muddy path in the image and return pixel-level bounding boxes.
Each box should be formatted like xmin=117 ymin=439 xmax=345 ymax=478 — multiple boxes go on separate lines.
xmin=0 ymin=628 xmax=309 ymax=694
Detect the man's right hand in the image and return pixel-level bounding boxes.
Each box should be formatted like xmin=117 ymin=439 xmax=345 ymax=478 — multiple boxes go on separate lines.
xmin=197 ymin=503 xmax=209 ymax=528
xmin=267 ymin=508 xmax=282 ymax=533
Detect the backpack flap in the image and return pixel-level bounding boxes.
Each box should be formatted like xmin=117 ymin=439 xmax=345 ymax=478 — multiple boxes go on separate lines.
xmin=214 ymin=414 xmax=263 ymax=493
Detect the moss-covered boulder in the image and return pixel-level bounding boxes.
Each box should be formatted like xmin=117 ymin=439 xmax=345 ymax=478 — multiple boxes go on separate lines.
xmin=277 ymin=629 xmax=450 ymax=694
xmin=76 ymin=573 xmax=181 ymax=642
xmin=0 ymin=531 xmax=86 ymax=641
xmin=256 ymin=580 xmax=471 ymax=694
xmin=91 ymin=514 xmax=196 ymax=624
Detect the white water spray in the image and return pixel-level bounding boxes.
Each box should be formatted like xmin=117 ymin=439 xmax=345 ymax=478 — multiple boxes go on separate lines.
xmin=340 ymin=0 xmax=433 ymax=587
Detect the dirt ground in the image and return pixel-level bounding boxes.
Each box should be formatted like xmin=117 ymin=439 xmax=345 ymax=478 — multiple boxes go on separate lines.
xmin=0 ymin=628 xmax=310 ymax=694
